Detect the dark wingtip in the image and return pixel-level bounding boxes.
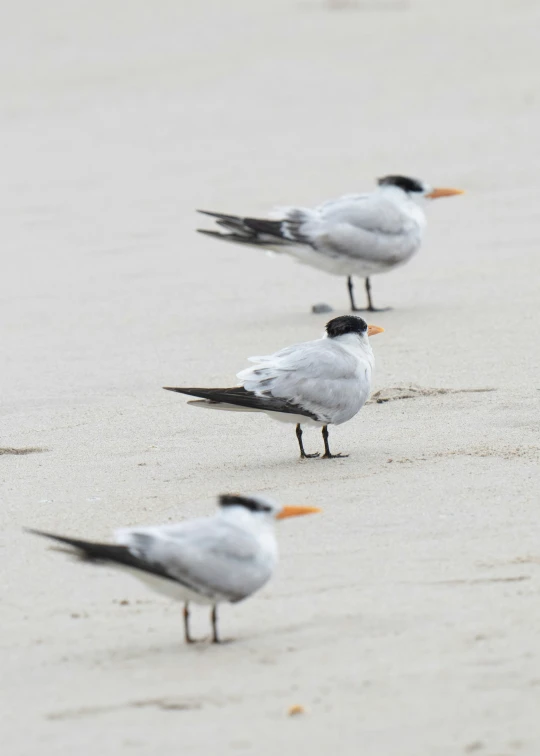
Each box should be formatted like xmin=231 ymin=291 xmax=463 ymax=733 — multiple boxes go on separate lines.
xmin=23 ymin=527 xmax=74 ymax=548
xmin=24 ymin=526 xmax=43 ymax=537
xmin=196 ymin=209 xmax=225 ymax=218
xmin=24 ymin=527 xmax=58 ymax=539
xmin=163 ymin=386 xmax=183 ymax=392
xmin=196 ymin=228 xmax=223 ymax=237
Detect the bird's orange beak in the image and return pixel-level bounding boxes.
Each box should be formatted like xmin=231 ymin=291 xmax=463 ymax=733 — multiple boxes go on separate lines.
xmin=367 ymin=324 xmax=384 ymax=337
xmin=276 ymin=505 xmax=321 ymax=520
xmin=425 ymin=187 xmax=465 ymax=199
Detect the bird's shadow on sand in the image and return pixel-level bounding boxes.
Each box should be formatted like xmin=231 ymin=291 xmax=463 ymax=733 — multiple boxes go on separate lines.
xmin=236 ymin=452 xmax=353 ymax=473
xmin=86 ymin=618 xmax=328 ymax=665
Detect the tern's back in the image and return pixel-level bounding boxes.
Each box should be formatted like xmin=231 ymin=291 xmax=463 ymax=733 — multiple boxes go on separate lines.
xmin=117 ymin=515 xmax=277 ymax=604
xmin=239 ymin=334 xmax=374 ymax=426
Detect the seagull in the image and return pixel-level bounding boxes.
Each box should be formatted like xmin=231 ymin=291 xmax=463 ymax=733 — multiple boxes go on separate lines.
xmin=197 ymin=175 xmax=464 ymax=312
xmin=164 ymin=315 xmax=384 ymax=459
xmin=26 ymin=494 xmax=320 ymax=644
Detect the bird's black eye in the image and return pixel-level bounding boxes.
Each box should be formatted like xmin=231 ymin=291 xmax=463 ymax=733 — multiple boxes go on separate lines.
xmin=377 ymin=175 xmax=424 ymax=193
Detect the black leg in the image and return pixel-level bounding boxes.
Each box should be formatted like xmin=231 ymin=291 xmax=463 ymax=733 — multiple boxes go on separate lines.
xmin=346 ymin=276 xmax=391 ymax=312
xmin=211 ymin=605 xmax=220 ymax=644
xmin=364 ymin=277 xmax=392 ymax=312
xmin=183 ymin=602 xmax=194 ymax=644
xmin=365 ymin=277 xmax=374 ymax=310
xmin=296 ymin=423 xmax=320 ymax=459
xmin=321 ymin=425 xmax=349 ymax=459
xmin=347 ymin=275 xmax=359 ymax=311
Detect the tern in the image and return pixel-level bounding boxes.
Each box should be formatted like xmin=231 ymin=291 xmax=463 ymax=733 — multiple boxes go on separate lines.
xmin=27 ymin=494 xmax=320 ymax=644
xmin=197 ymin=175 xmax=464 ymax=312
xmin=164 ymin=315 xmax=383 ymax=459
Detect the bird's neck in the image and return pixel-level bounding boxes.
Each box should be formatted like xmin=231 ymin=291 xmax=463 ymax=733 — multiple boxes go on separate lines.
xmin=379 ymin=186 xmax=427 ymax=223
xmin=331 ymin=333 xmax=374 ymax=365
xmin=219 ymin=507 xmax=275 ymax=535
xmin=219 ymin=509 xmax=279 ymax=564
xmin=332 ymin=332 xmax=371 ymax=350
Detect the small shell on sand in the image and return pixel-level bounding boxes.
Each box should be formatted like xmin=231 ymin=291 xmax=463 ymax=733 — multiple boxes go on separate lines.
xmin=288 ymin=704 xmax=306 ymax=716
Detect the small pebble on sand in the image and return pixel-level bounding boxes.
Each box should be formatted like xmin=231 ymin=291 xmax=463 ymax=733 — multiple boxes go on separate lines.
xmin=311 ymin=303 xmax=334 ymax=314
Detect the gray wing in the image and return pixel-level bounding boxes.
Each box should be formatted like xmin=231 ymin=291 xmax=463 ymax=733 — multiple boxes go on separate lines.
xmin=116 ymin=519 xmax=272 ymax=602
xmin=197 ymin=194 xmax=417 ymax=263
xmin=295 ymin=195 xmax=422 ymax=264
xmin=318 ymin=195 xmax=408 ymax=234
xmin=163 ymin=385 xmax=318 ymax=420
xmin=238 ymin=340 xmax=371 ymax=424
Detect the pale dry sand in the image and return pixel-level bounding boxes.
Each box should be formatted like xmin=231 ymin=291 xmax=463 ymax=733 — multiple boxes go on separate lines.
xmin=2 ymin=1 xmax=540 ymax=754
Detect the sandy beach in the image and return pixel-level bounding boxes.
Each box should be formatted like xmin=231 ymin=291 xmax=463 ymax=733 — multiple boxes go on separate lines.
xmin=2 ymin=1 xmax=540 ymax=753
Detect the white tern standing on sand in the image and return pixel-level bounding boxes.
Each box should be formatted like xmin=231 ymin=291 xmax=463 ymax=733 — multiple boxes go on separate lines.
xmin=164 ymin=315 xmax=384 ymax=459
xmin=197 ymin=175 xmax=464 ymax=312
xmin=27 ymin=494 xmax=320 ymax=644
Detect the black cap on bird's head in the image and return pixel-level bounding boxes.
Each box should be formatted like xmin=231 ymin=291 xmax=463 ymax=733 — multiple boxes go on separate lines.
xmin=377 ymin=175 xmax=425 ymax=194
xmin=218 ymin=494 xmax=321 ymax=520
xmin=219 ymin=494 xmax=273 ymax=513
xmin=377 ymin=175 xmax=464 ymax=200
xmin=325 ymin=315 xmax=367 ymax=338
xmin=325 ymin=316 xmax=385 ymax=339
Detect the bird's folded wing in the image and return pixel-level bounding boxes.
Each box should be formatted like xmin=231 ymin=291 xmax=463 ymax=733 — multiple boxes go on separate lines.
xmin=240 ymin=341 xmax=361 ymax=385
xmin=26 ymin=529 xmax=183 ymax=585
xmin=319 ymin=196 xmax=408 ymax=234
xmin=120 ymin=522 xmax=267 ymax=602
xmin=239 ymin=341 xmax=366 ymax=421
xmin=163 ymin=385 xmax=318 ymax=419
xmin=29 ymin=525 xmax=269 ymax=602
xmin=300 ymin=197 xmax=411 ymax=261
